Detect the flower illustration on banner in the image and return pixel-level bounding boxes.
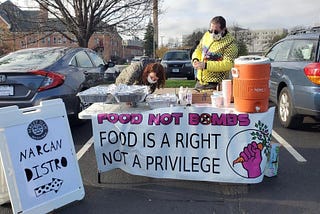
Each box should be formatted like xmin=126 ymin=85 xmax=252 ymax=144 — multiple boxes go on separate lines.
xmin=226 ymin=120 xmax=272 ymax=179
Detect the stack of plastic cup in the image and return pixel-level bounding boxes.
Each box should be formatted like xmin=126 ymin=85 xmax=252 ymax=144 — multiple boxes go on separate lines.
xmin=222 ymin=79 xmax=232 ymax=107
xmin=211 ymin=91 xmax=223 ymax=107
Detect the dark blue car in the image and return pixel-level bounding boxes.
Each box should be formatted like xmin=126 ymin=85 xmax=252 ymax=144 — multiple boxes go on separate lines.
xmin=0 ymin=47 xmax=114 ymax=123
xmin=161 ymin=50 xmax=194 ymax=80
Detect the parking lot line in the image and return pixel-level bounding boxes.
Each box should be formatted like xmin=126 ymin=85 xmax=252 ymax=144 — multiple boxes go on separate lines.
xmin=272 ymin=130 xmax=307 ymax=162
xmin=77 ymin=137 xmax=94 ymax=160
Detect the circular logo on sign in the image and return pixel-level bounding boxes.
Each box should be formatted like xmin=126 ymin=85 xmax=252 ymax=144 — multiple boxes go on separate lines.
xmin=226 ymin=129 xmax=267 ymax=179
xmin=27 ymin=120 xmax=48 ymax=140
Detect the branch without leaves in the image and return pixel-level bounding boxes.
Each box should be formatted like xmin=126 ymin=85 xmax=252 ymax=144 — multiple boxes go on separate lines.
xmin=32 ymin=0 xmax=153 ymax=47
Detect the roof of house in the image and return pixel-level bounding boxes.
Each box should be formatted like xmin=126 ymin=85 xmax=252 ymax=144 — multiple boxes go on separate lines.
xmin=0 ymin=1 xmax=39 ymax=31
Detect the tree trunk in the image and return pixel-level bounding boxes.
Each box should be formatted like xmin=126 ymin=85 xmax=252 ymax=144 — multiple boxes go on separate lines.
xmin=77 ymin=36 xmax=90 ymax=48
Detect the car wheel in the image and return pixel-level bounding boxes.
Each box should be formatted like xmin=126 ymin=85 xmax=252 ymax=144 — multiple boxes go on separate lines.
xmin=278 ymin=87 xmax=303 ymax=129
xmin=79 ymin=98 xmax=91 ymax=112
xmin=70 ymin=96 xmax=91 ymax=125
xmin=187 ymin=75 xmax=195 ymax=80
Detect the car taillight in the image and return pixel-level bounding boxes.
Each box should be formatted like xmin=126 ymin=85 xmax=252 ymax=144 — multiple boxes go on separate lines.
xmin=31 ymin=70 xmax=65 ymax=91
xmin=304 ymin=63 xmax=320 ymax=85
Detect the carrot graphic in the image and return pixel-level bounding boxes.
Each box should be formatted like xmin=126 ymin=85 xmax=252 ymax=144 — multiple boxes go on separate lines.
xmin=232 ymin=142 xmax=264 ymax=166
xmin=232 ymin=157 xmax=244 ymax=166
xmin=257 ymin=143 xmax=263 ymax=151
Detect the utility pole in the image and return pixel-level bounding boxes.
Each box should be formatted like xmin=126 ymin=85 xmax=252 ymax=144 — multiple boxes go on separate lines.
xmin=160 ymin=35 xmax=164 ymax=47
xmin=153 ymin=0 xmax=158 ymax=58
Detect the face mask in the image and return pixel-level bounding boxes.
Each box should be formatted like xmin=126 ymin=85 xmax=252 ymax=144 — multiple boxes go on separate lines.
xmin=147 ymin=75 xmax=157 ymax=84
xmin=211 ymin=30 xmax=222 ymax=41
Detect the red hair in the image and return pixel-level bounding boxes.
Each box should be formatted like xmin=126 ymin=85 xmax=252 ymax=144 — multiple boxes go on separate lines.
xmin=142 ymin=63 xmax=166 ymax=89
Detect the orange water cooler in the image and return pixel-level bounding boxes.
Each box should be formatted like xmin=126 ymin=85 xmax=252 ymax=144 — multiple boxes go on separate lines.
xmin=232 ymin=55 xmax=271 ymax=113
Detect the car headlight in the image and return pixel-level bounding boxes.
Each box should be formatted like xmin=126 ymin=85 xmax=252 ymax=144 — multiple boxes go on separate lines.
xmin=161 ymin=62 xmax=168 ymax=68
xmin=185 ymin=62 xmax=192 ymax=67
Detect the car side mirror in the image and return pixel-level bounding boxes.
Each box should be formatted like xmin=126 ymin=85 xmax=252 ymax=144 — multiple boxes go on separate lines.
xmin=107 ymin=61 xmax=115 ymax=68
xmin=100 ymin=61 xmax=116 ymax=72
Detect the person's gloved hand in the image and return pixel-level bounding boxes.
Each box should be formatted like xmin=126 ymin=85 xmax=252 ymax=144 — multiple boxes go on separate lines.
xmin=192 ymin=61 xmax=205 ymax=69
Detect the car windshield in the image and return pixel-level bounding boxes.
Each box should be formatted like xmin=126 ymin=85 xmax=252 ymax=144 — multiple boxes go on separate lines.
xmin=0 ymin=49 xmax=63 ymax=70
xmin=132 ymin=58 xmax=140 ymax=62
xmin=163 ymin=52 xmax=189 ymax=60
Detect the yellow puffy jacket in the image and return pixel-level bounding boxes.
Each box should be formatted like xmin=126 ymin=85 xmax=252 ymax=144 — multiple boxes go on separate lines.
xmin=192 ymin=31 xmax=238 ymax=85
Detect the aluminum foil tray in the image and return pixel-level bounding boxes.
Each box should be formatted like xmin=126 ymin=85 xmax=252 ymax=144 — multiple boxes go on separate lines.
xmin=77 ymin=85 xmax=117 ymax=103
xmin=113 ymin=84 xmax=149 ymax=103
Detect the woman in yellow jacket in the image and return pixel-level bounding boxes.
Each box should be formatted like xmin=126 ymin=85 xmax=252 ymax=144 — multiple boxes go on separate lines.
xmin=192 ymin=16 xmax=238 ymax=90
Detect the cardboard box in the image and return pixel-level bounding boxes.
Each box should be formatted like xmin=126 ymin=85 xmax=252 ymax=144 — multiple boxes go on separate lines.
xmin=192 ymin=89 xmax=214 ymax=104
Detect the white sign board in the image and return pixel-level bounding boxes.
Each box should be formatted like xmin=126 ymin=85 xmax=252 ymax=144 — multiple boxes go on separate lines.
xmin=92 ymin=106 xmax=275 ymax=184
xmin=0 ymin=99 xmax=84 ymax=214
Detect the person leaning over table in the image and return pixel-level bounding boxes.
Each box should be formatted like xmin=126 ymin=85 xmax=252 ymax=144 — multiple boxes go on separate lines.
xmin=191 ymin=16 xmax=238 ymax=91
xmin=115 ymin=60 xmax=166 ymax=93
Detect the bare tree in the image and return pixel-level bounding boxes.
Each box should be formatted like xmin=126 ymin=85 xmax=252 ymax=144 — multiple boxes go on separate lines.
xmin=183 ymin=29 xmax=206 ymax=47
xmin=33 ymin=0 xmax=153 ymax=47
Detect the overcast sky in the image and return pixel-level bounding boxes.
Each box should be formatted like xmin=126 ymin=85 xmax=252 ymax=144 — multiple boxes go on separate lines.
xmin=159 ymin=0 xmax=320 ymax=44
xmin=2 ymin=0 xmax=319 ymax=45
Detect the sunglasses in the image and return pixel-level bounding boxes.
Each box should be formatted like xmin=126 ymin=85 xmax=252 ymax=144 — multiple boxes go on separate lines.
xmin=208 ymin=29 xmax=220 ymax=34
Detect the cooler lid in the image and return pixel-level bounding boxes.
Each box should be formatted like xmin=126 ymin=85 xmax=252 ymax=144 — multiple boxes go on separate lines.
xmin=234 ymin=55 xmax=270 ymax=65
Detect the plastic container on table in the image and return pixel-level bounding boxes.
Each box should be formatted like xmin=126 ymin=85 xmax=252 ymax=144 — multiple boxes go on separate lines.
xmin=146 ymin=93 xmax=177 ymax=109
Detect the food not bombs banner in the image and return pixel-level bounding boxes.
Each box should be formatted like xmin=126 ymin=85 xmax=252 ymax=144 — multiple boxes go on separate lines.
xmin=92 ymin=106 xmax=275 ymax=184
